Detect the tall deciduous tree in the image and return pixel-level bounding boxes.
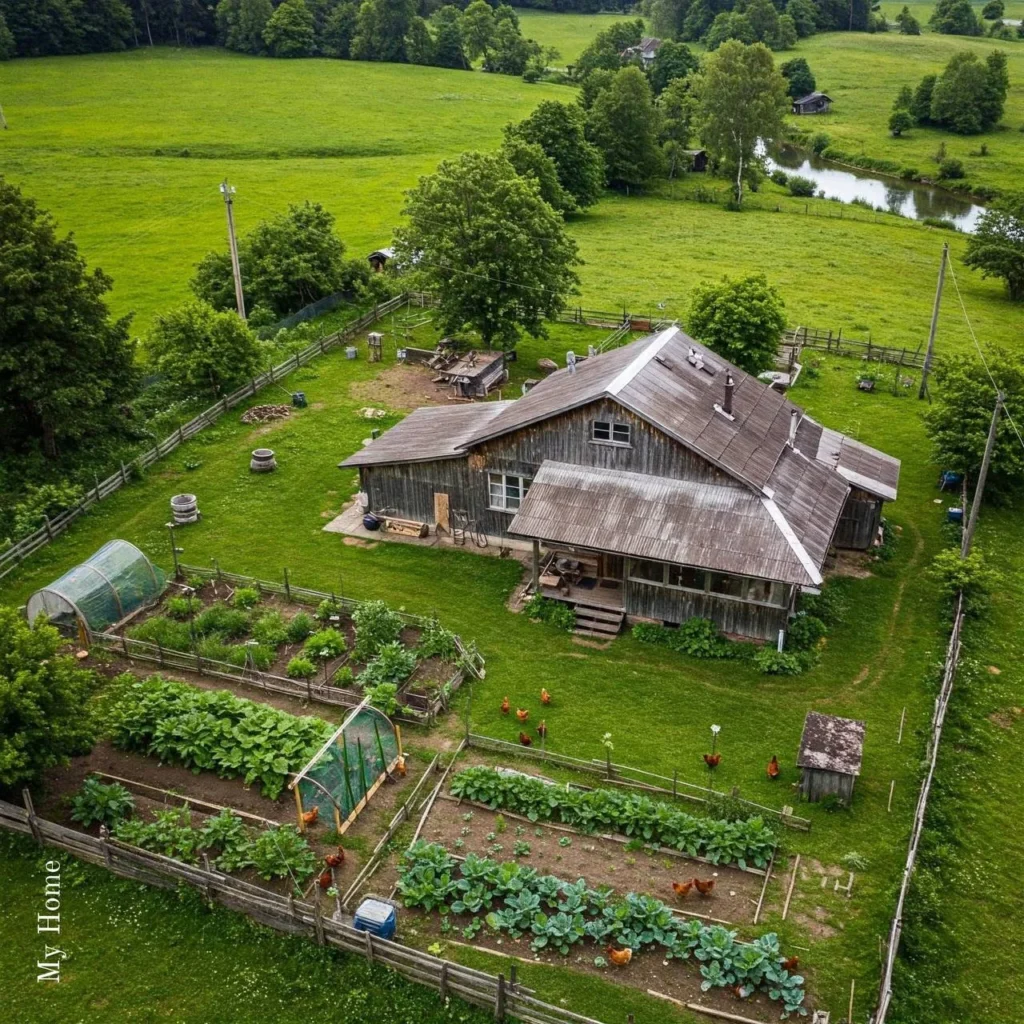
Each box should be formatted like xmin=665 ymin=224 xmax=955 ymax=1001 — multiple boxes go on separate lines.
xmin=692 ymin=40 xmax=788 ymax=206
xmin=586 ymin=66 xmax=663 ymax=190
xmin=929 ymin=0 xmax=981 ymax=34
xmin=963 ymin=193 xmax=1024 ymax=300
xmin=0 ymin=178 xmax=138 ymax=461
xmin=687 ymin=274 xmax=786 ymax=375
xmin=322 ymin=0 xmax=358 ymax=57
xmin=501 ymin=138 xmax=576 ymax=215
xmin=217 ymin=0 xmax=273 ymax=54
xmin=262 ymin=0 xmax=314 ymax=56
xmin=351 ymin=0 xmax=414 ymax=62
xmin=0 ymin=606 xmax=99 ymax=791
xmin=658 ymin=76 xmax=694 ymax=178
xmin=780 ymin=56 xmax=815 ymax=99
xmin=504 ymin=101 xmax=605 ymax=210
xmin=649 ymin=39 xmax=698 ymax=95
xmin=929 ymin=50 xmax=1008 ymax=134
xmin=395 ymin=151 xmax=581 ymax=350
xmin=461 ymin=0 xmax=494 ymax=61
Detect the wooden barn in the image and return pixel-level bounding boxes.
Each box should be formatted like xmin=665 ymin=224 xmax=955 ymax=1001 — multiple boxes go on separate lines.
xmin=435 ymin=349 xmax=508 ymax=398
xmin=792 ymin=92 xmax=832 ymax=115
xmin=367 ymin=247 xmax=395 ymax=272
xmin=796 ymin=711 xmax=865 ymax=806
xmin=684 ymin=149 xmax=708 ymax=173
xmin=620 ymin=36 xmax=662 ymax=67
xmin=340 ymin=327 xmax=899 ymax=642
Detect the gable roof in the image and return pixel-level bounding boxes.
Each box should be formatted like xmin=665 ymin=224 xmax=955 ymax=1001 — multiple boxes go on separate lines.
xmin=794 ymin=92 xmax=831 ymax=105
xmin=797 ymin=712 xmax=865 ymax=776
xmin=339 ymin=402 xmax=513 ymax=468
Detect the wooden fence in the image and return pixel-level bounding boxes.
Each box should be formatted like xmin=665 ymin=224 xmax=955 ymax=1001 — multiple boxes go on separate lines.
xmin=0 ymin=795 xmax=607 ymax=1024
xmin=465 ymin=733 xmax=811 ymax=831
xmin=782 ymin=326 xmax=928 ymax=370
xmin=873 ymin=594 xmax=965 ymax=1024
xmin=0 ymin=293 xmax=412 ymax=584
xmin=95 ymin=563 xmax=484 ymax=724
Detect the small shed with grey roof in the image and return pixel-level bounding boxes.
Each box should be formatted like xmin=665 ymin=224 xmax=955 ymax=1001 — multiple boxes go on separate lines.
xmin=796 ymin=711 xmax=865 ymax=806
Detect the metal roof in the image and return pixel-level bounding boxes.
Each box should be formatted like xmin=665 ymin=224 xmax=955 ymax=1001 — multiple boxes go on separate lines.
xmin=507 ymin=461 xmax=835 ymax=586
xmin=797 ymin=711 xmax=865 ymax=776
xmin=339 ymin=402 xmax=513 ymax=468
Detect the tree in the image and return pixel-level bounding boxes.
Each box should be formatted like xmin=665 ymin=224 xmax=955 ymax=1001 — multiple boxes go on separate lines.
xmin=502 ymin=138 xmax=576 ymax=215
xmin=461 ymin=0 xmax=494 ymax=61
xmin=322 ymin=0 xmax=358 ymax=57
xmin=573 ymin=18 xmax=642 ymax=80
xmin=893 ymin=83 xmax=914 ymax=111
xmin=403 ymin=16 xmax=433 ymax=64
xmin=394 ymin=151 xmax=581 ymax=351
xmin=586 ymin=66 xmax=663 ymax=190
xmin=929 ymin=0 xmax=981 ymax=35
xmin=772 ymin=14 xmax=798 ymax=50
xmin=0 ymin=12 xmax=14 ymax=59
xmin=0 ymin=178 xmax=138 ymax=461
xmin=580 ymin=67 xmax=615 ymax=110
xmin=431 ymin=7 xmax=467 ymax=69
xmin=659 ymin=76 xmax=694 ymax=178
xmin=483 ymin=18 xmax=539 ymax=75
xmin=692 ymin=40 xmax=788 ymax=206
xmin=745 ymin=0 xmax=780 ymax=44
xmin=963 ymin=194 xmax=1024 ymax=300
xmin=911 ymin=73 xmax=936 ymax=122
xmin=504 ymin=101 xmax=605 ymax=210
xmin=147 ymin=301 xmax=261 ymax=397
xmin=262 ymin=0 xmax=314 ymax=56
xmin=982 ymin=0 xmax=1005 ymax=17
xmin=785 ymin=0 xmax=818 ymax=37
xmin=894 ymin=5 xmax=921 ymax=32
xmin=192 ymin=201 xmax=348 ymax=318
xmin=924 ymin=346 xmax=1024 ymax=490
xmin=687 ymin=274 xmax=787 ymax=375
xmin=780 ymin=57 xmax=815 ymax=99
xmin=0 ymin=607 xmax=99 ymax=791
xmin=889 ymin=110 xmax=915 ymax=136
xmin=930 ymin=50 xmax=1008 ymax=134
xmin=351 ymin=0 xmax=415 ymax=62
xmin=217 ymin=0 xmax=272 ymax=53
xmin=649 ymin=39 xmax=698 ymax=95
xmin=705 ymin=12 xmax=756 ymax=49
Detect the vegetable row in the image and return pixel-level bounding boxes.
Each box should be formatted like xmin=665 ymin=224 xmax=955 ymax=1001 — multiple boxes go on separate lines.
xmin=450 ymin=767 xmax=777 ymax=870
xmin=398 ymin=842 xmax=806 ymax=1017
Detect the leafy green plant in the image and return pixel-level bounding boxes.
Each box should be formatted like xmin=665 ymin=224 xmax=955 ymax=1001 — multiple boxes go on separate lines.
xmin=316 ymin=597 xmax=342 ymax=622
xmin=523 ymin=595 xmax=575 ymax=632
xmin=70 ymin=776 xmax=134 ymax=828
xmin=286 ymin=612 xmax=315 ymax=643
xmin=352 ymin=600 xmax=404 ymax=660
xmin=127 ymin=616 xmax=193 ymax=652
xmin=929 ymin=546 xmax=1003 ymax=616
xmin=358 ymin=641 xmax=417 ymax=687
xmin=786 ymin=614 xmax=827 ymax=652
xmin=287 ymin=656 xmax=317 ymax=679
xmin=419 ymin=617 xmax=459 ymax=660
xmin=195 ymin=603 xmax=250 ymax=640
xmin=304 ymin=628 xmax=347 ymax=661
xmin=333 ymin=665 xmax=355 ymax=686
xmin=364 ymin=682 xmax=400 ymax=716
xmin=231 ymin=587 xmax=261 ymax=610
xmin=632 ymin=618 xmax=736 ymax=659
xmin=252 ymin=611 xmax=289 ymax=647
xmin=199 ymin=809 xmax=254 ymax=872
xmin=753 ymin=648 xmax=805 ymax=675
xmin=166 ymin=596 xmax=202 ymax=621
xmin=114 ymin=806 xmax=199 ymax=863
xmin=249 ymin=825 xmax=318 ymax=881
xmin=513 ymin=840 xmax=531 ymax=857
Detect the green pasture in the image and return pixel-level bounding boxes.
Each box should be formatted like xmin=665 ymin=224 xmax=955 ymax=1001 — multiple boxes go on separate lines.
xmin=517 ymin=10 xmax=648 ymax=63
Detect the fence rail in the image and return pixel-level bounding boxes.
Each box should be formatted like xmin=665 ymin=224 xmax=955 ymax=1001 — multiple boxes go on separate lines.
xmin=873 ymin=594 xmax=965 ymax=1024
xmin=0 ymin=795 xmax=606 ymax=1024
xmin=782 ymin=326 xmax=927 ymax=369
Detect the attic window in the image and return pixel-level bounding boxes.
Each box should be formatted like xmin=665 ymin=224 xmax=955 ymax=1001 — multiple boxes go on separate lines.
xmin=592 ymin=420 xmax=631 ymax=446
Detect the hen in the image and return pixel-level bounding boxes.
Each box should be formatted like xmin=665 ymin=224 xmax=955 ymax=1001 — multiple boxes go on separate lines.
xmin=766 ymin=755 xmax=780 ymax=780
xmin=693 ymin=877 xmax=716 ymax=896
xmin=671 ymin=880 xmax=693 ymax=899
xmin=536 ymin=720 xmax=548 ymax=740
xmin=317 ymin=869 xmax=333 ymax=889
xmin=302 ymin=806 xmax=319 ymax=826
xmin=781 ymin=955 xmax=799 ymax=972
xmin=519 ymin=732 xmax=533 ymax=746
xmin=324 ymin=850 xmax=345 ymax=868
xmin=516 ymin=707 xmax=529 ymax=722
xmin=501 ymin=696 xmax=510 ymax=715
xmin=396 ymin=754 xmax=407 ymax=777
xmin=703 ymin=753 xmax=721 ymax=768
xmin=606 ymin=945 xmax=632 ymax=966
xmin=540 ymin=688 xmax=551 ymax=705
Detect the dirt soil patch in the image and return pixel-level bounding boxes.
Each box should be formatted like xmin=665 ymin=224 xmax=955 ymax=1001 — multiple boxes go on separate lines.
xmin=349 ymin=364 xmax=450 ymax=412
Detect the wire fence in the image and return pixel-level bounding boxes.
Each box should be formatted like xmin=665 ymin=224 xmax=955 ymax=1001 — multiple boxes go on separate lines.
xmin=782 ymin=326 xmax=928 ymax=370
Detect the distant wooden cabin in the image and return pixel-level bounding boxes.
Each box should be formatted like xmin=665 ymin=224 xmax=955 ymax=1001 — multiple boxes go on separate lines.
xmin=340 ymin=328 xmax=900 ymax=643
xmin=367 ymin=247 xmax=395 ymax=272
xmin=792 ymin=92 xmax=832 ymax=115
xmin=620 ymin=37 xmax=662 ymax=67
xmin=797 ymin=712 xmax=865 ymax=806
xmin=684 ymin=149 xmax=708 ymax=173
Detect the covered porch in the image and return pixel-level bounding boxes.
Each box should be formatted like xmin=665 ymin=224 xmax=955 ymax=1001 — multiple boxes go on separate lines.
xmin=528 ymin=544 xmax=626 ymax=637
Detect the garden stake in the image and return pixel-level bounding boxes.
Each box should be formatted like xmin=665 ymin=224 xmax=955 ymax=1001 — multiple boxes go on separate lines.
xmin=357 ymin=737 xmax=369 ymax=799
xmin=848 ymin=978 xmax=855 ymax=1024
xmin=897 ymin=706 xmax=906 ymax=745
xmin=887 ymin=780 xmax=895 ymax=812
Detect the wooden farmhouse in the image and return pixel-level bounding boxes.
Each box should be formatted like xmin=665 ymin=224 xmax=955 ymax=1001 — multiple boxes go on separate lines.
xmin=620 ymin=37 xmax=663 ymax=67
xmin=792 ymin=92 xmax=832 ymax=115
xmin=797 ymin=711 xmax=865 ymax=806
xmin=340 ymin=328 xmax=899 ymax=642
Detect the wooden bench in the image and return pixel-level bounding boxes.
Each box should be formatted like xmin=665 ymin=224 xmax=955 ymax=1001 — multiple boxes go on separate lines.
xmin=383 ymin=516 xmax=429 ymax=538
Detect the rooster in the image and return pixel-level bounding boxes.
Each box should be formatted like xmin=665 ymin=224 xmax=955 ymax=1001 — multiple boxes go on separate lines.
xmin=519 ymin=731 xmax=533 ymax=747
xmin=325 ymin=850 xmax=345 ymax=868
xmin=501 ymin=696 xmax=510 ymax=715
xmin=606 ymin=945 xmax=633 ymax=966
xmin=536 ymin=720 xmax=548 ymax=740
xmin=540 ymin=688 xmax=551 ymax=705
xmin=693 ymin=877 xmax=716 ymax=896
xmin=302 ymin=806 xmax=319 ymax=826
xmin=671 ymin=880 xmax=694 ymax=899
xmin=396 ymin=754 xmax=407 ymax=777
xmin=703 ymin=753 xmax=721 ymax=768
xmin=766 ymin=755 xmax=780 ymax=780
xmin=780 ymin=955 xmax=799 ymax=972
xmin=317 ymin=868 xmax=333 ymax=889
xmin=516 ymin=707 xmax=529 ymax=722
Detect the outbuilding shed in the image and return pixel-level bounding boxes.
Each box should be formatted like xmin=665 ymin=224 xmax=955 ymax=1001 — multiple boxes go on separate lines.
xmin=796 ymin=711 xmax=865 ymax=806
xmin=792 ymin=92 xmax=832 ymax=115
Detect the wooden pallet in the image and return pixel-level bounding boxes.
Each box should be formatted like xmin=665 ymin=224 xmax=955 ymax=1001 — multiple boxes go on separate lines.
xmin=573 ymin=604 xmax=624 ymax=638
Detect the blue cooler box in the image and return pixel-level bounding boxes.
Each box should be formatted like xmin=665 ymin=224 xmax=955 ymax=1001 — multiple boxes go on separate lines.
xmin=354 ymin=898 xmax=397 ymax=940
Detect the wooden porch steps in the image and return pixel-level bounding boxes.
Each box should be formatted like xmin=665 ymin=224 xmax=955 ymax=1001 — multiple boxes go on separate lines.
xmin=573 ymin=604 xmax=625 ymax=637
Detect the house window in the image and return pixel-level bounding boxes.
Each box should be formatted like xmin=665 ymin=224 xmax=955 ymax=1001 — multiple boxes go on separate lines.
xmin=667 ymin=565 xmax=706 ymax=592
xmin=488 ymin=473 xmax=530 ymax=512
xmin=628 ymin=558 xmax=665 ymax=584
xmin=709 ymin=574 xmax=788 ymax=607
xmin=592 ymin=420 xmax=631 ymax=446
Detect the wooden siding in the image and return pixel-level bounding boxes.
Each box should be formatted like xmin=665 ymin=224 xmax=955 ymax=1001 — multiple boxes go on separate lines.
xmin=624 ymin=579 xmax=790 ymax=642
xmin=799 ymin=768 xmax=855 ymax=806
xmin=833 ymin=488 xmax=882 ymax=550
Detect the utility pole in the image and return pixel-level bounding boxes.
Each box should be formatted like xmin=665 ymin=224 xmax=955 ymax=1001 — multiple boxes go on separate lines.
xmin=919 ymin=242 xmax=948 ymax=400
xmin=219 ymin=180 xmax=246 ymax=320
xmin=961 ymin=390 xmax=1003 ymax=558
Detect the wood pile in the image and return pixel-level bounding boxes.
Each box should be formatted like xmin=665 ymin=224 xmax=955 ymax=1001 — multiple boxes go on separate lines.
xmin=240 ymin=404 xmax=291 ymax=425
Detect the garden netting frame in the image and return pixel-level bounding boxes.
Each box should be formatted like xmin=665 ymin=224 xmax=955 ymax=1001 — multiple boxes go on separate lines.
xmin=289 ymin=698 xmax=402 ymax=833
xmin=25 ymin=540 xmax=166 ymax=635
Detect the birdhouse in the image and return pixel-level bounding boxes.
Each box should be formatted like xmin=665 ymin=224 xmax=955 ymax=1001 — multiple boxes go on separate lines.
xmin=367 ymin=332 xmax=383 ymax=363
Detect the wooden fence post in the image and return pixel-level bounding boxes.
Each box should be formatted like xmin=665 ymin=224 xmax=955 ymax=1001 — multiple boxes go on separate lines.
xmin=121 ymin=461 xmax=129 ymax=485
xmin=22 ymin=788 xmax=41 ymax=845
xmin=94 ymin=473 xmax=102 ymax=502
xmin=438 ymin=961 xmax=449 ymax=1002
xmin=178 ymin=426 xmax=185 ymax=445
xmin=495 ymin=973 xmax=506 ymax=1022
xmin=99 ymin=825 xmax=113 ymax=866
xmin=313 ymin=886 xmax=325 ymax=946
xmin=284 ymin=567 xmax=291 ymax=601
xmin=43 ymin=515 xmax=53 ymax=540
xmin=364 ymin=928 xmax=374 ymax=962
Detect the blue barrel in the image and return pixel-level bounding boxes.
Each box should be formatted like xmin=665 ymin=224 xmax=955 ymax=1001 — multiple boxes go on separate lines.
xmin=292 ymin=391 xmax=307 ymax=408
xmin=947 ymin=507 xmax=964 ymax=524
xmin=363 ymin=513 xmax=381 ymax=531
xmin=354 ymin=898 xmax=397 ymax=940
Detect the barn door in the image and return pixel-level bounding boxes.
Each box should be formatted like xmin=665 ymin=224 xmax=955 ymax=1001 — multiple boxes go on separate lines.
xmin=433 ymin=492 xmax=450 ymax=533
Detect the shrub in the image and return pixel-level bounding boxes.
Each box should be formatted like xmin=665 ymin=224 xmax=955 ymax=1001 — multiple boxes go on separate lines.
xmin=809 ymin=132 xmax=830 ymax=154
xmin=303 ymin=628 xmax=347 ymax=661
xmin=523 ymin=595 xmax=576 ymax=632
xmin=359 ymin=641 xmax=418 ymax=688
xmin=938 ymin=158 xmax=965 ymax=180
xmin=316 ymin=597 xmax=342 ymax=622
xmin=753 ymin=648 xmax=804 ymax=675
xmin=195 ymin=603 xmax=250 ymax=640
xmin=128 ymin=616 xmax=193 ymax=651
xmin=231 ymin=587 xmax=261 ymax=610
xmin=166 ymin=596 xmax=202 ymax=620
xmin=224 ymin=643 xmax=274 ymax=670
xmin=286 ymin=612 xmax=315 ymax=643
xmin=419 ymin=618 xmax=459 ymax=660
xmin=352 ymin=600 xmax=404 ymax=660
xmin=899 ymin=167 xmax=919 ymax=180
xmin=114 ymin=806 xmax=200 ymax=863
xmin=196 ymin=636 xmax=232 ymax=663
xmin=70 ymin=776 xmax=135 ymax=828
xmin=923 ymin=216 xmax=958 ymax=231
xmin=286 ymin=656 xmax=317 ymax=679
xmin=364 ymin=681 xmax=401 ymax=716
xmin=770 ymin=169 xmax=789 ymax=186
xmin=786 ymin=175 xmax=817 ymax=197
xmin=786 ymin=613 xmax=828 ymax=651
xmin=333 ymin=665 xmax=355 ymax=686
xmin=249 ymin=825 xmax=318 ymax=881
xmin=632 ymin=618 xmax=735 ymax=659
xmin=928 ymin=547 xmax=1002 ymax=616
xmin=11 ymin=481 xmax=86 ymax=539
xmin=252 ymin=611 xmax=288 ymax=647
xmin=800 ymin=583 xmax=847 ymax=626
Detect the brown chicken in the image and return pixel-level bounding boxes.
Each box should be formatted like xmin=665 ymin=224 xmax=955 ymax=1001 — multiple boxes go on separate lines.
xmin=703 ymin=753 xmax=721 ymax=768
xmin=540 ymin=688 xmax=551 ymax=705
xmin=317 ymin=869 xmax=333 ymax=889
xmin=516 ymin=707 xmax=529 ymax=722
xmin=606 ymin=945 xmax=633 ymax=966
xmin=501 ymin=696 xmax=510 ymax=715
xmin=536 ymin=720 xmax=548 ymax=740
xmin=324 ymin=850 xmax=345 ymax=868
xmin=519 ymin=732 xmax=533 ymax=747
xmin=781 ymin=956 xmax=799 ymax=972
xmin=302 ymin=806 xmax=319 ymax=826
xmin=766 ymin=755 xmax=780 ymax=780
xmin=396 ymin=754 xmax=407 ymax=777
xmin=693 ymin=878 xmax=716 ymax=896
xmin=671 ymin=880 xmax=694 ymax=899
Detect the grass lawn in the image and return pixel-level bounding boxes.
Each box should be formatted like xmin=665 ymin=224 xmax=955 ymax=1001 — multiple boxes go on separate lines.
xmin=517 ymin=11 xmax=648 ymax=63
xmin=790 ymin=28 xmax=1024 ymax=194
xmin=0 ymin=306 xmax=960 ymax=1018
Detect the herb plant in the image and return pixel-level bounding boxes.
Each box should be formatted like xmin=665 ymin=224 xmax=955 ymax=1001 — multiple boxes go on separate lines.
xmin=70 ymin=776 xmax=135 ymax=828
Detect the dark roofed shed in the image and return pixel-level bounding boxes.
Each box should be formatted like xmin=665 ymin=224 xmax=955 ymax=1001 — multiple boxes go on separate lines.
xmin=797 ymin=711 xmax=865 ymax=806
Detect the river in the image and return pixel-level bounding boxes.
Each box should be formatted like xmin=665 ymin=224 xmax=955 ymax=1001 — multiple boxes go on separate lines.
xmin=763 ymin=144 xmax=987 ymax=233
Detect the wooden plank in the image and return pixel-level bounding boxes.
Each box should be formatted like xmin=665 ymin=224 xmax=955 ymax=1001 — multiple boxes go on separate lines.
xmin=781 ymin=854 xmax=800 ymax=921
